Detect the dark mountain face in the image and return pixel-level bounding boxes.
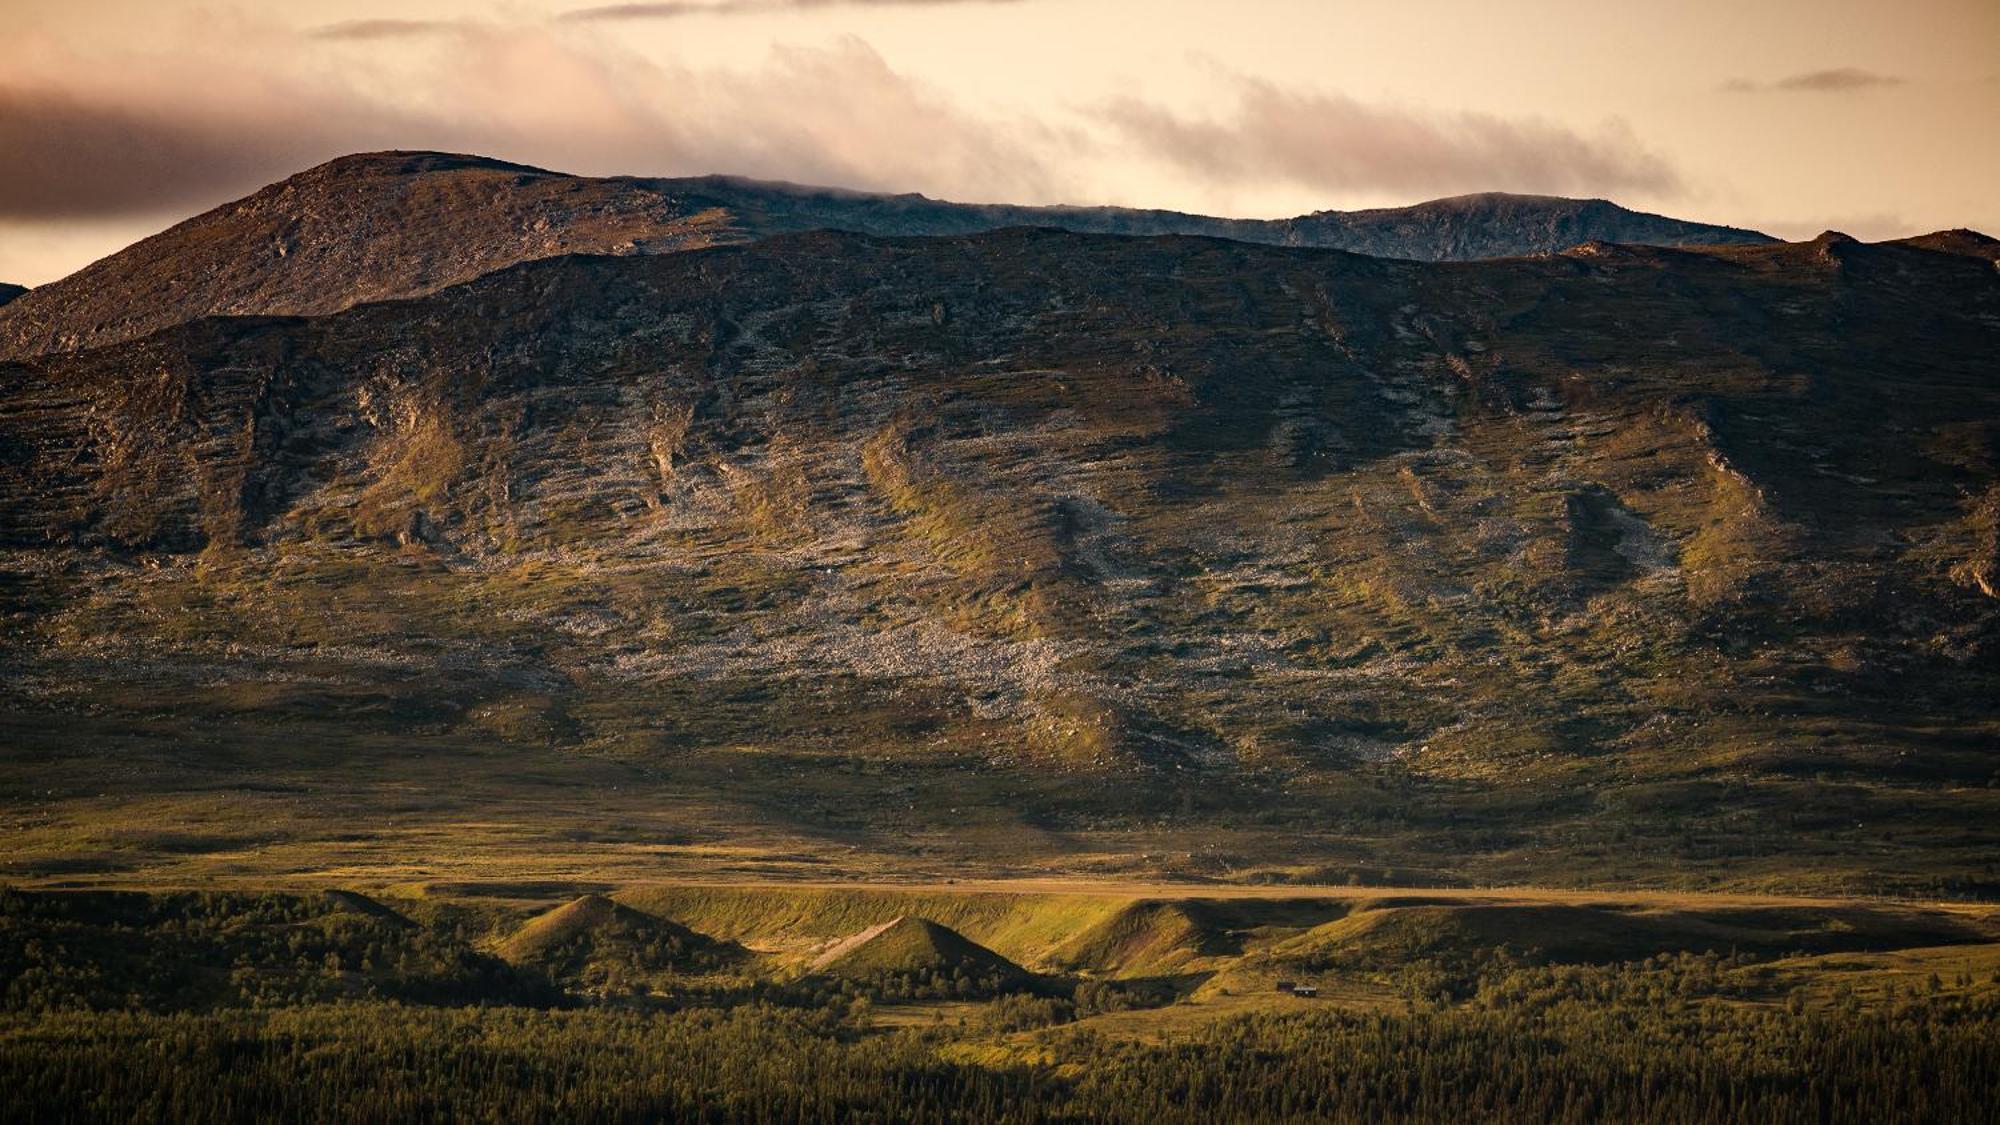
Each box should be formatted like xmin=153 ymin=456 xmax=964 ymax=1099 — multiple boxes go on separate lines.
xmin=1 ymin=225 xmax=1994 ymax=890
xmin=0 ymin=284 xmax=24 ymax=309
xmin=1894 ymin=228 xmax=2000 ymax=262
xmin=1312 ymin=193 xmax=1771 ymax=261
xmin=0 ymin=151 xmax=1774 ymax=362
xmin=632 ymin=178 xmax=1775 ymax=260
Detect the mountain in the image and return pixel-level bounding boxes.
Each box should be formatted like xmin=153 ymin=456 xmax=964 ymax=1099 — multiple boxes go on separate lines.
xmin=1270 ymin=191 xmax=1775 ymax=261
xmin=0 ymin=153 xmax=739 ymax=363
xmin=0 ymin=223 xmax=1995 ymax=896
xmin=0 ymin=151 xmax=1773 ymax=362
xmin=0 ymin=284 xmax=24 ymax=309
xmin=1893 ymin=228 xmax=2000 ymax=262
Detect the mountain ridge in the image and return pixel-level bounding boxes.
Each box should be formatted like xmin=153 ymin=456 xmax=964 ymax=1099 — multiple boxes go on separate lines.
xmin=0 ymin=150 xmax=1777 ymax=362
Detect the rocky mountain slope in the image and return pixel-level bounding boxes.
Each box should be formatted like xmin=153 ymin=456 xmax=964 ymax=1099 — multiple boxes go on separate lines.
xmin=0 ymin=153 xmax=740 ymax=362
xmin=1 ymin=220 xmax=1994 ymax=894
xmin=0 ymin=151 xmax=1774 ymax=362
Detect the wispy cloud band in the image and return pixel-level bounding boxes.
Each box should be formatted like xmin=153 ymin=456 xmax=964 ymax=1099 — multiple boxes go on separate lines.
xmin=1723 ymin=67 xmax=1906 ymax=94
xmin=0 ymin=29 xmax=1687 ymax=228
xmin=560 ymin=0 xmax=1021 ymax=21
xmin=307 ymin=19 xmax=468 ymax=42
xmin=1102 ymin=77 xmax=1680 ymax=199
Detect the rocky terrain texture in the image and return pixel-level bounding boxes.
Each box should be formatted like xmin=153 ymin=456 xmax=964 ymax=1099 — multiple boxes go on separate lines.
xmin=0 ymin=151 xmax=1773 ymax=362
xmin=0 ymin=201 xmax=1995 ymax=894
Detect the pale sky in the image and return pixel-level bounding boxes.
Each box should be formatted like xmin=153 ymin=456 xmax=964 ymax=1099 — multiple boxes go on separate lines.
xmin=2 ymin=0 xmax=1995 ymax=285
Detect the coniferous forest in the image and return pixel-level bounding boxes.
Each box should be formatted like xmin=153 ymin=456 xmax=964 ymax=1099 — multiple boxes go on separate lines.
xmin=2 ymin=887 xmax=1997 ymax=1123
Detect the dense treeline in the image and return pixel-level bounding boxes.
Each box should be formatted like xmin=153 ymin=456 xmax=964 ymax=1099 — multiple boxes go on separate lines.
xmin=0 ymin=888 xmax=1168 ymax=1018
xmin=2 ymin=993 xmax=1995 ymax=1123
xmin=5 ymin=888 xmax=1997 ymax=1122
xmin=0 ymin=889 xmax=552 ymax=1011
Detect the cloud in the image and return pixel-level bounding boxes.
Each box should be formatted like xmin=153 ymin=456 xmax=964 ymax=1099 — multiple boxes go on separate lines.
xmin=1098 ymin=76 xmax=1681 ymax=201
xmin=0 ymin=83 xmax=429 ymax=220
xmin=560 ymin=0 xmax=1020 ymax=21
xmin=0 ymin=12 xmax=1688 ymax=270
xmin=0 ymin=35 xmax=1075 ymax=223
xmin=307 ymin=19 xmax=467 ymax=41
xmin=1722 ymin=68 xmax=1907 ymax=94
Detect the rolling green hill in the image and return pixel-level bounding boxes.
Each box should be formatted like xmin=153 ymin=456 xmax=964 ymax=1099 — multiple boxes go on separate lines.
xmin=809 ymin=915 xmax=1026 ymax=983
xmin=495 ymin=894 xmax=737 ymax=983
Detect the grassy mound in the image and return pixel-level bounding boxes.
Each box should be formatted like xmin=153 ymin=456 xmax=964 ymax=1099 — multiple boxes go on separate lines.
xmin=1048 ymin=897 xmax=1359 ymax=976
xmin=616 ymin=885 xmax=1132 ymax=967
xmin=810 ymin=916 xmax=1027 ymax=984
xmin=1049 ymin=901 xmax=1219 ymax=976
xmin=496 ymin=894 xmax=735 ymax=979
xmin=1267 ymin=901 xmax=1995 ymax=970
xmin=321 ymin=890 xmax=412 ymax=928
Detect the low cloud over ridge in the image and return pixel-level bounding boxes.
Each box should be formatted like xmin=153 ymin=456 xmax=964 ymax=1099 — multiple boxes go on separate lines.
xmin=1099 ymin=77 xmax=1681 ymax=199
xmin=0 ymin=36 xmax=1073 ymax=223
xmin=0 ymin=17 xmax=1697 ymax=286
xmin=0 ymin=33 xmax=1689 ymax=228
